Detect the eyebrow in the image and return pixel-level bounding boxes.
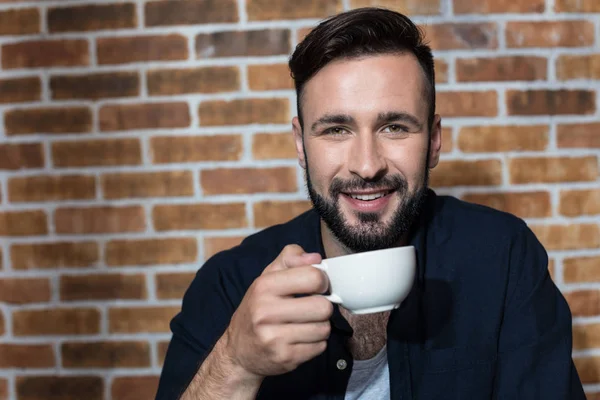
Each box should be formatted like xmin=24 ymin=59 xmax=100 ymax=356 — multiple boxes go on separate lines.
xmin=310 ymin=111 xmax=423 ymax=132
xmin=376 ymin=111 xmax=423 ymax=130
xmin=310 ymin=114 xmax=354 ymax=132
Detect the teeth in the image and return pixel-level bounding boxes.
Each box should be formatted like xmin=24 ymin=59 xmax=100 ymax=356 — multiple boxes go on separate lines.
xmin=350 ymin=192 xmax=387 ymax=201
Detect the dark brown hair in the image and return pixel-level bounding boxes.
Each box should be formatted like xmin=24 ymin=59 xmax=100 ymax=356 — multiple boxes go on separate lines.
xmin=289 ymin=7 xmax=435 ymax=130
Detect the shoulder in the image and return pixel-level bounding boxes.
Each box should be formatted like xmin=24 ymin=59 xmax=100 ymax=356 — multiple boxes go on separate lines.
xmin=433 ymin=194 xmax=530 ymax=242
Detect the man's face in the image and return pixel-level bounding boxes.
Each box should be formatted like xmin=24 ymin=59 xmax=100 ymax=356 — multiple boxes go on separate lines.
xmin=292 ymin=53 xmax=442 ymax=253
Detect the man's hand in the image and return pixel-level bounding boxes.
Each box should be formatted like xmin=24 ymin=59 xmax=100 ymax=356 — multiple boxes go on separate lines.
xmin=222 ymin=244 xmax=333 ymax=378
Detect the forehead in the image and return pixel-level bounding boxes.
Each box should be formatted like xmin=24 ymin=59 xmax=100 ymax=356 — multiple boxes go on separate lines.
xmin=300 ymin=53 xmax=428 ymax=123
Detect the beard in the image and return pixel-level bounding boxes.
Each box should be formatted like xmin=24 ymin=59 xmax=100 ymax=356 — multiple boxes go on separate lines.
xmin=306 ymin=166 xmax=429 ymax=253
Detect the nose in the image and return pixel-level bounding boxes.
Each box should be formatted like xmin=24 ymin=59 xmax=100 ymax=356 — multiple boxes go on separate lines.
xmin=347 ymin=133 xmax=387 ymax=181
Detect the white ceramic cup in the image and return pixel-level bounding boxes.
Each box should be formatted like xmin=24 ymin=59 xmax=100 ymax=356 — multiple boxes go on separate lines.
xmin=311 ymin=246 xmax=416 ymax=314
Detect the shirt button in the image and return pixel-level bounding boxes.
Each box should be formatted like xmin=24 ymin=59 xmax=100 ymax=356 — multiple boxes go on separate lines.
xmin=336 ymin=359 xmax=347 ymax=370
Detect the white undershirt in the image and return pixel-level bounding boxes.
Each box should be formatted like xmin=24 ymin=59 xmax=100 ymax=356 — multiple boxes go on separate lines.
xmin=344 ymin=346 xmax=390 ymax=400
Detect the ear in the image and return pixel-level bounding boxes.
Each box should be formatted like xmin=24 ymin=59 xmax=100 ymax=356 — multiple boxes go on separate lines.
xmin=292 ymin=116 xmax=306 ymax=169
xmin=428 ymin=114 xmax=442 ymax=169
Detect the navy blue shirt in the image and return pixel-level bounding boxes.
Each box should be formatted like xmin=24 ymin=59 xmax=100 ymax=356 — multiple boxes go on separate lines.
xmin=156 ymin=190 xmax=585 ymax=399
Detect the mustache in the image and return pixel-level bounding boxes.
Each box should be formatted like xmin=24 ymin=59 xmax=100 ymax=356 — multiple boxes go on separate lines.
xmin=329 ymin=174 xmax=408 ymax=197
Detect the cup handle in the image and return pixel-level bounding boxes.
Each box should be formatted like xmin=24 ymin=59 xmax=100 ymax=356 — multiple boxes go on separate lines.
xmin=311 ymin=262 xmax=343 ymax=304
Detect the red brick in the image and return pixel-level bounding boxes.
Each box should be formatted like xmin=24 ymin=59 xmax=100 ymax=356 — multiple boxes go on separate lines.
xmin=48 ymin=3 xmax=136 ymax=32
xmin=350 ymin=0 xmax=440 ymax=15
xmin=52 ymin=138 xmax=142 ymax=168
xmin=153 ymin=203 xmax=247 ymax=231
xmin=557 ymin=55 xmax=600 ymax=80
xmin=109 ymin=307 xmax=179 ymax=333
xmin=437 ymin=91 xmax=497 ymax=117
xmin=0 ymin=210 xmax=47 ymax=236
xmin=435 ymin=59 xmax=448 ymax=83
xmin=155 ymin=272 xmax=195 ymax=299
xmin=151 ymin=134 xmax=243 ymax=163
xmin=560 ymin=189 xmax=600 ymax=217
xmin=60 ymin=273 xmax=147 ymax=301
xmin=430 ymin=160 xmax=503 ymax=187
xmin=573 ymin=324 xmax=600 ymax=350
xmin=158 ymin=341 xmax=169 ymax=365
xmin=462 ymin=191 xmax=551 ymax=218
xmin=204 ymin=236 xmax=245 ymax=259
xmin=454 ymin=0 xmax=544 ymax=13
xmin=458 ymin=125 xmax=548 ymax=152
xmin=566 ymin=291 xmax=600 ymax=318
xmin=147 ymin=67 xmax=240 ymax=95
xmin=254 ymin=200 xmax=311 ymax=228
xmin=252 ymin=132 xmax=296 ymax=160
xmin=16 ymin=376 xmax=103 ymax=400
xmin=0 ymin=143 xmax=44 ymax=170
xmin=55 ymin=206 xmax=145 ymax=234
xmin=202 ymin=167 xmax=297 ymax=195
xmin=111 ymin=376 xmax=160 ymax=400
xmin=62 ymin=341 xmax=150 ymax=368
xmin=422 ymin=23 xmax=497 ymax=50
xmin=0 ymin=8 xmax=39 ymax=35
xmin=506 ymin=21 xmax=594 ymax=48
xmin=531 ymin=224 xmax=600 ymax=251
xmin=555 ymin=0 xmax=600 ymax=12
xmin=557 ymin=123 xmax=600 ymax=148
xmin=0 ymin=278 xmax=51 ymax=304
xmin=9 ymin=175 xmax=95 ymax=202
xmin=506 ymin=90 xmax=595 ymax=116
xmin=4 ymin=107 xmax=92 ymax=135
xmin=200 ymin=98 xmax=290 ymax=125
xmin=11 ymin=242 xmax=99 ymax=270
xmin=97 ymin=35 xmax=188 ymax=65
xmin=106 ymin=237 xmax=197 ymax=267
xmin=456 ymin=56 xmax=546 ymax=82
xmin=0 ymin=344 xmax=54 ymax=368
xmin=248 ymin=0 xmax=341 ymax=20
xmin=196 ymin=30 xmax=290 ymax=58
xmin=101 ymin=171 xmax=194 ymax=199
xmin=248 ymin=64 xmax=294 ymax=90
xmin=0 ymin=311 xmax=3 ymax=336
xmin=51 ymin=72 xmax=139 ymax=100
xmin=574 ymin=356 xmax=600 ymax=384
xmin=0 ymin=77 xmax=41 ymax=103
xmin=509 ymin=156 xmax=598 ymax=184
xmin=0 ymin=378 xmax=6 ymax=400
xmin=13 ymin=308 xmax=100 ymax=336
xmin=146 ymin=0 xmax=237 ymax=26
xmin=100 ymin=102 xmax=190 ymax=131
xmin=564 ymin=257 xmax=600 ymax=284
xmin=2 ymin=39 xmax=89 ymax=69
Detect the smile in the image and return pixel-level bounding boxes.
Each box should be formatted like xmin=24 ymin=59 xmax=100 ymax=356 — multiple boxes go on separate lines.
xmin=346 ymin=190 xmax=393 ymax=201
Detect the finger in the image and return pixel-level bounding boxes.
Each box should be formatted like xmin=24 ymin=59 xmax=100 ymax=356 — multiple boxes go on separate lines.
xmin=291 ymin=341 xmax=328 ymax=365
xmin=282 ymin=321 xmax=331 ymax=344
xmin=282 ymin=252 xmax=321 ymax=269
xmin=262 ymin=266 xmax=329 ymax=296
xmin=267 ymin=245 xmax=322 ymax=273
xmin=260 ymin=296 xmax=333 ymax=324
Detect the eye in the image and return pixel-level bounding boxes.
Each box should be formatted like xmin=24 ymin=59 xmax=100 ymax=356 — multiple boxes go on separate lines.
xmin=323 ymin=127 xmax=348 ymax=136
xmin=382 ymin=124 xmax=408 ymax=134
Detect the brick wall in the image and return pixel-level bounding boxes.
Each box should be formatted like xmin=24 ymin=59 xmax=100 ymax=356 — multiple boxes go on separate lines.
xmin=0 ymin=0 xmax=598 ymax=398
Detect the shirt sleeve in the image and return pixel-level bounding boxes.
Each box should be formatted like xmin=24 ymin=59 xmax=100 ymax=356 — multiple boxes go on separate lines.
xmin=492 ymin=224 xmax=586 ymax=399
xmin=154 ymin=252 xmax=241 ymax=400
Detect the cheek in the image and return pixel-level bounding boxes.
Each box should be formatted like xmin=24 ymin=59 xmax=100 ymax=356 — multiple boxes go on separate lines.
xmin=306 ymin=143 xmax=345 ymax=186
